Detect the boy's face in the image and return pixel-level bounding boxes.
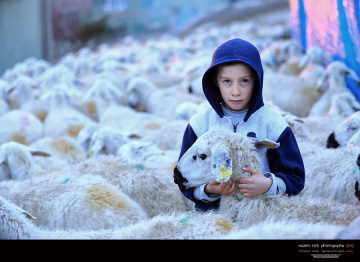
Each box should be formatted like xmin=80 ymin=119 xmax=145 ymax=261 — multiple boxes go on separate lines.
xmin=216 ymin=63 xmax=255 ymax=111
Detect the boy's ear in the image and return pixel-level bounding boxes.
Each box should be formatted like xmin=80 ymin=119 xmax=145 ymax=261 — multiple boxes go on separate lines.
xmin=251 ymin=137 xmax=280 ymax=150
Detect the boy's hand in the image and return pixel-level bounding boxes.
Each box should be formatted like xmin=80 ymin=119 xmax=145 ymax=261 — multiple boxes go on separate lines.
xmin=204 ymin=178 xmax=236 ymax=195
xmin=238 ymin=167 xmax=272 ymax=197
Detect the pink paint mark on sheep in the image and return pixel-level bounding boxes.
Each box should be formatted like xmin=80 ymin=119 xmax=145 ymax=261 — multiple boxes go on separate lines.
xmin=20 ymin=115 xmax=31 ymax=133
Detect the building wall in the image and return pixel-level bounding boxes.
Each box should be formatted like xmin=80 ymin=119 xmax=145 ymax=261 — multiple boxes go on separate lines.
xmin=0 ymin=0 xmax=44 ymax=75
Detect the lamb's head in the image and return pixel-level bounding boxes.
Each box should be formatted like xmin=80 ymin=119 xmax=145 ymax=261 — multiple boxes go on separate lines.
xmin=327 ymin=111 xmax=360 ymax=148
xmin=174 ymin=129 xmax=279 ymax=190
xmin=317 ymin=61 xmax=360 ymax=92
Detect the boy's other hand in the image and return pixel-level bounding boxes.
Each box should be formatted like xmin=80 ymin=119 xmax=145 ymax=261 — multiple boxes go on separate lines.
xmin=204 ymin=178 xmax=236 ymax=195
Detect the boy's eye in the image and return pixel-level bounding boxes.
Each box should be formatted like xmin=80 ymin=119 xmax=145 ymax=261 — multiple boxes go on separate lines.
xmin=223 ymin=80 xmax=231 ymax=84
xmin=241 ymin=79 xmax=249 ymax=84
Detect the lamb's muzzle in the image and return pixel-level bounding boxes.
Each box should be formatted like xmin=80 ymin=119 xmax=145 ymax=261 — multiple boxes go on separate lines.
xmin=326 ymin=132 xmax=340 ymax=148
xmin=355 ymin=179 xmax=360 ymax=201
xmin=173 ymin=166 xmax=187 ymax=190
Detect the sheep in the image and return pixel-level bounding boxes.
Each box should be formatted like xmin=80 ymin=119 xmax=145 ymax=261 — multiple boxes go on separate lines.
xmin=0 ymin=195 xmax=235 ymax=239
xmin=0 ymin=141 xmax=50 ymax=181
xmin=336 ymin=215 xmax=360 ymax=239
xmin=297 ymin=140 xmax=360 ymax=205
xmin=116 ymin=140 xmax=179 ymax=172
xmin=174 ymin=127 xmax=360 ymax=228
xmin=80 ymin=76 xmax=127 ymax=121
xmin=87 ymin=126 xmax=130 ymax=158
xmin=0 ymin=172 xmax=148 ymax=231
xmin=224 ymin=219 xmax=345 ymax=239
xmin=6 ymin=75 xmax=48 ymax=121
xmin=46 ymin=155 xmax=191 ymax=217
xmin=30 ymin=136 xmax=87 ymax=165
xmin=309 ymin=61 xmax=360 ymax=119
xmin=126 ymin=76 xmax=205 ymax=120
xmin=41 ymin=84 xmax=95 ymax=138
xmin=0 ymin=109 xmax=43 ymax=145
xmin=326 ymin=111 xmax=360 ymax=148
xmin=298 ymin=45 xmax=332 ymax=81
xmin=263 ymin=72 xmax=322 ymax=117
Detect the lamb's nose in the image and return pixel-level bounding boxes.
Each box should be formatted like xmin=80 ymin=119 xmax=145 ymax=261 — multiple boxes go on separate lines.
xmin=173 ymin=166 xmax=187 ymax=190
xmin=357 ymin=154 xmax=360 ymax=168
xmin=326 ymin=132 xmax=340 ymax=148
xmin=355 ymin=179 xmax=360 ymax=201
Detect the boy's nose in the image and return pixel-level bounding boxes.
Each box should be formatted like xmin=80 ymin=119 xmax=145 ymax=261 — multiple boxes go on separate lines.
xmin=231 ymin=86 xmax=241 ymax=96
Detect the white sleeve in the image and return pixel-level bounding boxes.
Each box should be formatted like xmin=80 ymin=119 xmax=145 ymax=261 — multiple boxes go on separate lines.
xmin=264 ymin=172 xmax=286 ymax=195
xmin=193 ymin=184 xmax=221 ymax=202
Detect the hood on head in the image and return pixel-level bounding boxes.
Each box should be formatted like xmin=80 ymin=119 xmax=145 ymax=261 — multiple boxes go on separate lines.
xmin=202 ymin=38 xmax=264 ymax=122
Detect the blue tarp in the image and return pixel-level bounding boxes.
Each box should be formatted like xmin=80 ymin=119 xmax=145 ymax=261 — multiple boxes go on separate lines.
xmin=289 ymin=0 xmax=360 ymax=100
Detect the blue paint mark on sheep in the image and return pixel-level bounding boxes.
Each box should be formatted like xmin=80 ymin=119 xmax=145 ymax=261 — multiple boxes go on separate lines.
xmin=62 ymin=178 xmax=70 ymax=184
xmin=132 ymin=164 xmax=146 ymax=171
xmin=179 ymin=215 xmax=194 ymax=226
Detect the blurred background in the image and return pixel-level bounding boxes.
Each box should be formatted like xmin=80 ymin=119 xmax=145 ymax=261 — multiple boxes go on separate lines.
xmin=0 ymin=0 xmax=289 ymax=75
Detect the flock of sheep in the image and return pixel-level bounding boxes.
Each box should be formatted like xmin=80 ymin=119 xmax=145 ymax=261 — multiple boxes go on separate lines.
xmin=1 ymin=13 xmax=360 ymax=239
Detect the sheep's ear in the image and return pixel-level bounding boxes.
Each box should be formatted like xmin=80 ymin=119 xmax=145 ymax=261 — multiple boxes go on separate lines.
xmin=252 ymin=138 xmax=280 ymax=150
xmin=210 ymin=147 xmax=233 ymax=183
xmin=30 ymin=150 xmax=51 ymax=157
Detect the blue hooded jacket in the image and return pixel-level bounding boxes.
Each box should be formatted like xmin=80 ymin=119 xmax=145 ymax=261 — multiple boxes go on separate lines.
xmin=176 ymin=38 xmax=305 ymax=212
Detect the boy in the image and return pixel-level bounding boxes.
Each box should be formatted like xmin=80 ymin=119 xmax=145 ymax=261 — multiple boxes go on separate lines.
xmin=176 ymin=38 xmax=305 ymax=212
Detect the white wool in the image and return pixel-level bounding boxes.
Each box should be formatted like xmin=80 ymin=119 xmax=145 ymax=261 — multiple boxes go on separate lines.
xmin=176 ymin=128 xmax=360 ymax=227
xmin=0 ymin=173 xmax=148 ymax=231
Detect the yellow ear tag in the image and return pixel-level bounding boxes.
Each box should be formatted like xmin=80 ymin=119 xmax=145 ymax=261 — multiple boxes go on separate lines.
xmin=89 ymin=149 xmax=94 ymax=158
xmin=219 ymin=165 xmax=233 ymax=179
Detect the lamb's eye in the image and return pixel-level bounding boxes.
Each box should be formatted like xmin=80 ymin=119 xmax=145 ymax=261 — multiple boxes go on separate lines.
xmin=193 ymin=155 xmax=197 ymax=161
xmin=199 ymin=154 xmax=207 ymax=160
xmin=213 ymin=164 xmax=216 ymax=168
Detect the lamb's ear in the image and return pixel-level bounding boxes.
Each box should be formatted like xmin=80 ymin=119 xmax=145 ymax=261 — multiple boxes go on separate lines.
xmin=210 ymin=147 xmax=233 ymax=183
xmin=30 ymin=149 xmax=51 ymax=157
xmin=252 ymin=138 xmax=280 ymax=150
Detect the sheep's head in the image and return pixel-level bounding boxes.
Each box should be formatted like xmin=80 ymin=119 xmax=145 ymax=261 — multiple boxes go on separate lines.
xmin=174 ymin=129 xmax=279 ymax=190
xmin=327 ymin=111 xmax=360 ymax=148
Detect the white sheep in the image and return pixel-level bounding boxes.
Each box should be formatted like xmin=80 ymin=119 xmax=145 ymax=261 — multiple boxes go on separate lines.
xmin=51 ymin=155 xmax=191 ymax=217
xmin=0 ymin=195 xmax=235 ymax=239
xmin=6 ymin=75 xmax=48 ymax=121
xmin=263 ymin=72 xmax=322 ymax=117
xmin=174 ymin=127 xmax=360 ymax=227
xmin=126 ymin=76 xmax=204 ymax=120
xmin=30 ymin=136 xmax=87 ymax=165
xmin=0 ymin=141 xmax=50 ymax=181
xmin=80 ymin=76 xmax=127 ymax=121
xmin=297 ymin=140 xmax=360 ymax=205
xmin=298 ymin=45 xmax=332 ymax=81
xmin=88 ymin=126 xmax=130 ymax=158
xmin=0 ymin=172 xmax=148 ymax=231
xmin=309 ymin=61 xmax=360 ymax=119
xmin=41 ymin=84 xmax=95 ymax=138
xmin=326 ymin=111 xmax=360 ymax=148
xmin=0 ymin=109 xmax=43 ymax=145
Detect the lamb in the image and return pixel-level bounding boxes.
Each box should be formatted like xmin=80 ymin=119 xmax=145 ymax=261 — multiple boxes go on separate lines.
xmin=30 ymin=136 xmax=87 ymax=165
xmin=87 ymin=126 xmax=130 ymax=158
xmin=262 ymin=72 xmax=322 ymax=117
xmin=308 ymin=61 xmax=360 ymax=120
xmin=297 ymin=140 xmax=360 ymax=205
xmin=126 ymin=76 xmax=204 ymax=120
xmin=0 ymin=141 xmax=50 ymax=181
xmin=0 ymin=195 xmax=235 ymax=239
xmin=80 ymin=76 xmax=127 ymax=121
xmin=326 ymin=111 xmax=360 ymax=148
xmin=0 ymin=172 xmax=148 ymax=231
xmin=174 ymin=127 xmax=360 ymax=227
xmin=41 ymin=84 xmax=95 ymax=138
xmin=47 ymin=155 xmax=191 ymax=217
xmin=0 ymin=109 xmax=43 ymax=145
